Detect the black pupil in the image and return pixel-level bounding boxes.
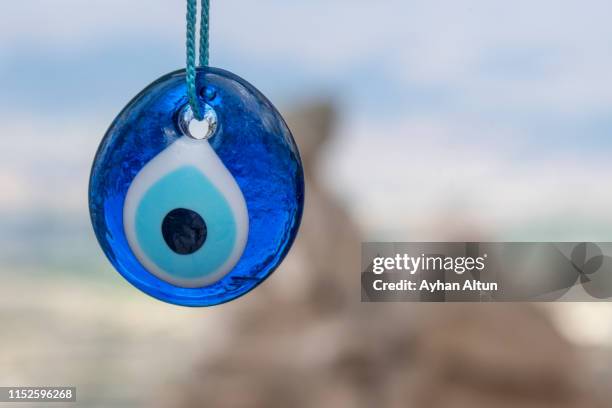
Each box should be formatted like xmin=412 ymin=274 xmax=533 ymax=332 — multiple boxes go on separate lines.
xmin=162 ymin=208 xmax=207 ymax=255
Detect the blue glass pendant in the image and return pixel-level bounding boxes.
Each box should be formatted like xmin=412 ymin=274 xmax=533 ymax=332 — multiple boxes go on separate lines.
xmin=89 ymin=67 xmax=304 ymax=306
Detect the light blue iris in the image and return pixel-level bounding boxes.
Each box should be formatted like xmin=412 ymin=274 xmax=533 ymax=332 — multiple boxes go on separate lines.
xmin=135 ymin=165 xmax=236 ymax=280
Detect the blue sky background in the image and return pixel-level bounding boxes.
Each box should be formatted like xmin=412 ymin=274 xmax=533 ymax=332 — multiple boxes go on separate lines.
xmin=2 ymin=0 xmax=612 ymax=242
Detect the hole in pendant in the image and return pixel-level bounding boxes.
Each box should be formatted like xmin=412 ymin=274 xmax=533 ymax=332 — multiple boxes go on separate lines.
xmin=179 ymin=103 xmax=218 ymax=140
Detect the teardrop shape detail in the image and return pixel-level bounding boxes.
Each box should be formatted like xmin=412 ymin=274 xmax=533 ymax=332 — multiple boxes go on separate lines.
xmin=123 ymin=136 xmax=249 ymax=288
xmin=89 ymin=67 xmax=304 ymax=306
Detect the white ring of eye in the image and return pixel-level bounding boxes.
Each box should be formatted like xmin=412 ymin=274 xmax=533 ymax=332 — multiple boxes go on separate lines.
xmin=123 ymin=136 xmax=249 ymax=288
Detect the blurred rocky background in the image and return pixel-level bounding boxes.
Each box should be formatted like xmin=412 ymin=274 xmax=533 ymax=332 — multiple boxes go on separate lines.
xmin=161 ymin=103 xmax=608 ymax=408
xmin=2 ymin=1 xmax=612 ymax=407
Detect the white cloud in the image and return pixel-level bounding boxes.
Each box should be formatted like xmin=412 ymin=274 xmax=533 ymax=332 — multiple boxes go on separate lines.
xmin=324 ymin=115 xmax=612 ymax=240
xmin=4 ymin=0 xmax=612 ymax=116
xmin=387 ymin=0 xmax=612 ymax=114
xmin=0 ymin=114 xmax=104 ymax=214
xmin=0 ymin=0 xmax=181 ymax=49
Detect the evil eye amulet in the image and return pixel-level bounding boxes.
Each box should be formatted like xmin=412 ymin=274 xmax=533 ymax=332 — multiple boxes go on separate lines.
xmin=89 ymin=68 xmax=304 ymax=306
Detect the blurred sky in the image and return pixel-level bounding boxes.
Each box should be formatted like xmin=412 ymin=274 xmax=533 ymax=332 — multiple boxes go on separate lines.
xmin=2 ymin=0 xmax=612 ymax=241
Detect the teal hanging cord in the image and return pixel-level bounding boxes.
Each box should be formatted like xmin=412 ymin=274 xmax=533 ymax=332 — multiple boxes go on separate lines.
xmin=186 ymin=0 xmax=210 ymax=120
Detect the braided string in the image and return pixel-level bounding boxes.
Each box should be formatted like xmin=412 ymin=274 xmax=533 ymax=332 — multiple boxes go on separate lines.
xmin=199 ymin=0 xmax=210 ymax=67
xmin=186 ymin=0 xmax=210 ymax=120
